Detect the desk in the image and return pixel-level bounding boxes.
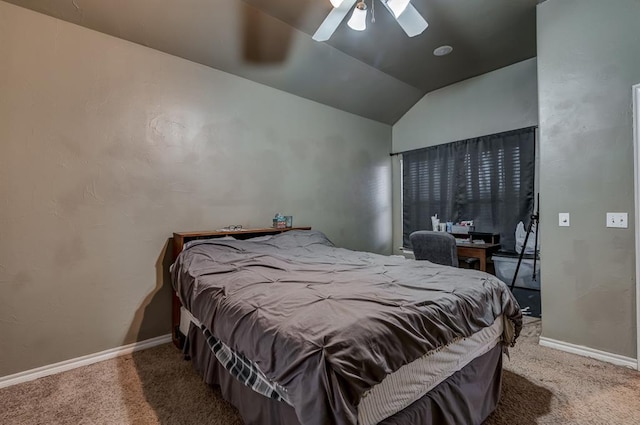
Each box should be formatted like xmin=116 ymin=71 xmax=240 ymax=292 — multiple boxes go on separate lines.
xmin=451 ymin=232 xmax=500 ymax=244
xmin=456 ymin=242 xmax=501 ymax=272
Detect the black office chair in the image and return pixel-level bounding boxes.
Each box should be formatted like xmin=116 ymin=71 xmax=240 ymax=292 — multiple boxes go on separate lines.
xmin=410 ymin=231 xmax=459 ymax=267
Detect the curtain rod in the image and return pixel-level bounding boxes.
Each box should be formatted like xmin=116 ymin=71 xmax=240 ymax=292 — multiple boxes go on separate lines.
xmin=388 ymin=125 xmax=538 ymax=157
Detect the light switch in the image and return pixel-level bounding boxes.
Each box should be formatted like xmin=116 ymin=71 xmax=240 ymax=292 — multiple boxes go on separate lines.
xmin=606 ymin=212 xmax=628 ymax=228
xmin=559 ymin=213 xmax=570 ymax=227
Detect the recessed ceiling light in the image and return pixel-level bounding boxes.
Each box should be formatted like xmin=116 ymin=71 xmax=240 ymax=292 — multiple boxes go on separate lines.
xmin=433 ymin=45 xmax=453 ymax=57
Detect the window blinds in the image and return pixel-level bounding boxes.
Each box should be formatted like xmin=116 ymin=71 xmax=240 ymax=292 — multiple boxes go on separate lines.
xmin=402 ymin=127 xmax=535 ymax=252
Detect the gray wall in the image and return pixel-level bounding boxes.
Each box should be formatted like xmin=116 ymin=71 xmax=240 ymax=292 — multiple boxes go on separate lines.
xmin=391 ymin=59 xmax=539 ymax=253
xmin=392 ymin=58 xmax=539 ymax=153
xmin=0 ymin=2 xmax=392 ymax=376
xmin=538 ymin=0 xmax=639 ymax=358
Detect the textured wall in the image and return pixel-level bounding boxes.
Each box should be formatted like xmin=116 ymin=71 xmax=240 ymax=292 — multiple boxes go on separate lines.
xmin=0 ymin=2 xmax=392 ymax=376
xmin=391 ymin=58 xmax=538 ymax=153
xmin=391 ymin=59 xmax=539 ymax=253
xmin=538 ymin=0 xmax=640 ymax=358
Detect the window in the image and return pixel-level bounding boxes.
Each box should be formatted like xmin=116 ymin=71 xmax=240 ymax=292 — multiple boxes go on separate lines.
xmin=402 ymin=127 xmax=536 ymax=252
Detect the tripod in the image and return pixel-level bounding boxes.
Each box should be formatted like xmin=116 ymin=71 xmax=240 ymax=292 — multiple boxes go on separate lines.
xmin=510 ymin=194 xmax=540 ymax=291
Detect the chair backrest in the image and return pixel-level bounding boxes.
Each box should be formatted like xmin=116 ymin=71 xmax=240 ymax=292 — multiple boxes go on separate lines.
xmin=410 ymin=231 xmax=459 ymax=267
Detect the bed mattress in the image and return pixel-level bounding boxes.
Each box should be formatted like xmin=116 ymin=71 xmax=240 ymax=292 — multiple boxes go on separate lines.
xmin=172 ymin=230 xmax=521 ymax=425
xmin=180 ymin=306 xmax=504 ymax=425
xmin=187 ymin=319 xmax=504 ymax=425
xmin=358 ymin=316 xmax=503 ymax=425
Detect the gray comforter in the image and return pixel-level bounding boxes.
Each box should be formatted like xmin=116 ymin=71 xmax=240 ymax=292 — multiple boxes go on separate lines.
xmin=172 ymin=230 xmax=522 ymax=425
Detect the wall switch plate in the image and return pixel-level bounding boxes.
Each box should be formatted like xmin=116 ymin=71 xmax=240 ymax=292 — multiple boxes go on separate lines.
xmin=559 ymin=213 xmax=570 ymax=227
xmin=606 ymin=212 xmax=628 ymax=228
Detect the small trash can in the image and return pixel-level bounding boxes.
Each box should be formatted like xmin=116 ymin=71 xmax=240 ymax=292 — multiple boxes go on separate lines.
xmin=491 ymin=252 xmax=540 ymax=289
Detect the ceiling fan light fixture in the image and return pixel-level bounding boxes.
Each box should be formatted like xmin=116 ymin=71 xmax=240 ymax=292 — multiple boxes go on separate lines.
xmin=387 ymin=0 xmax=410 ymax=18
xmin=347 ymin=2 xmax=367 ymax=31
xmin=330 ymin=0 xmax=344 ymax=8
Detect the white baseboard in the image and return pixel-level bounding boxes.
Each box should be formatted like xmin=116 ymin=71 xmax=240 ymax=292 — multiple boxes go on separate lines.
xmin=0 ymin=334 xmax=172 ymax=389
xmin=539 ymin=337 xmax=638 ymax=370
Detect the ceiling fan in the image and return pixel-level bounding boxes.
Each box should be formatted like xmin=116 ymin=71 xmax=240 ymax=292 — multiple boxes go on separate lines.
xmin=313 ymin=0 xmax=428 ymax=42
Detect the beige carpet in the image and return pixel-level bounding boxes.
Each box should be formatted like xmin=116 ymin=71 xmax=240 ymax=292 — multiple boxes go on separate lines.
xmin=1 ymin=319 xmax=639 ymax=425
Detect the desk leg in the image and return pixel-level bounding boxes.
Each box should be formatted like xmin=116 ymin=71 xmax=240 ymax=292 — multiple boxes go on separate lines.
xmin=479 ymin=254 xmax=487 ymax=272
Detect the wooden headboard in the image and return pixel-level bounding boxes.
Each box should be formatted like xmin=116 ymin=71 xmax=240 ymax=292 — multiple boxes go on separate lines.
xmin=170 ymin=226 xmax=311 ymax=348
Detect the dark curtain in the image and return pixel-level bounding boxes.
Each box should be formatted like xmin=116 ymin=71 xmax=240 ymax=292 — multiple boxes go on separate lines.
xmin=402 ymin=127 xmax=535 ymax=253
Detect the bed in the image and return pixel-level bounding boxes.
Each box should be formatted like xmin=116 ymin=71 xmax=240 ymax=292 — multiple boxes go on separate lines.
xmin=170 ymin=228 xmax=522 ymax=425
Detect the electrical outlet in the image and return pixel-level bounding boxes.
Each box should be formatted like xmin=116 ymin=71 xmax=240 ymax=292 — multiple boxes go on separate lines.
xmin=606 ymin=212 xmax=628 ymax=228
xmin=558 ymin=213 xmax=570 ymax=227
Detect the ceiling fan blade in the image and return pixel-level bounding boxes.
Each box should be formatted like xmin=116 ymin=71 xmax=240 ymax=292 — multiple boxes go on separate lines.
xmin=312 ymin=0 xmax=358 ymax=42
xmin=383 ymin=3 xmax=429 ymax=37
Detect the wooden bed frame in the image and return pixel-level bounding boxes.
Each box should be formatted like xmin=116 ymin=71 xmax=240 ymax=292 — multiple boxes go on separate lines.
xmin=171 ymin=226 xmax=311 ymax=348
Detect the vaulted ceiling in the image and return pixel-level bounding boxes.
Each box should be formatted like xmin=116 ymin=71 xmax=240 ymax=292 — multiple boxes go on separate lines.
xmin=3 ymin=0 xmax=538 ymax=124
